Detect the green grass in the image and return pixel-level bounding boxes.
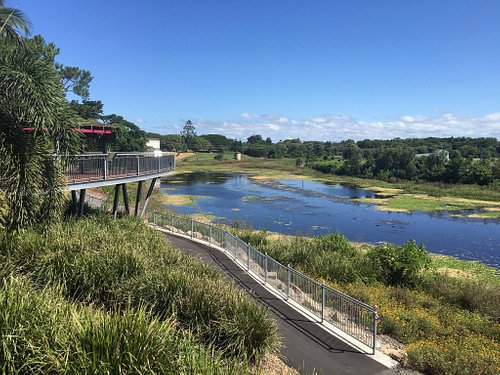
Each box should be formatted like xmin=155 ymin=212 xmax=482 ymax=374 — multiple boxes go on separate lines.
xmin=430 ymin=254 xmax=500 ymax=285
xmin=0 ymin=215 xmax=280 ymax=372
xmin=178 ymin=154 xmax=304 ymax=178
xmin=357 ymin=194 xmax=482 ymax=213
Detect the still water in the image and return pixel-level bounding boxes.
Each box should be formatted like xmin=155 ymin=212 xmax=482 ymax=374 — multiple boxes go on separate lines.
xmin=160 ymin=173 xmax=500 ymax=268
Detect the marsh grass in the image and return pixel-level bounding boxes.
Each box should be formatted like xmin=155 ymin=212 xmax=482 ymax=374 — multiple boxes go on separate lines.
xmin=0 ymin=216 xmax=279 ymax=372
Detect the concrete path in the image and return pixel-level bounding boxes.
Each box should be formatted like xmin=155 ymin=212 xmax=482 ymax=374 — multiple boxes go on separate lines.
xmin=165 ymin=234 xmax=394 ymax=375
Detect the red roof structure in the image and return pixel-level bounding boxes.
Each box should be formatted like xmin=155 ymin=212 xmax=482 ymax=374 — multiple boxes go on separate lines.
xmin=23 ymin=122 xmax=116 ymax=135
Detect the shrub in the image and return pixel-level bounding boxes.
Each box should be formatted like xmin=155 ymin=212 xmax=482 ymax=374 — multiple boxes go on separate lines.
xmin=367 ymin=240 xmax=430 ymax=287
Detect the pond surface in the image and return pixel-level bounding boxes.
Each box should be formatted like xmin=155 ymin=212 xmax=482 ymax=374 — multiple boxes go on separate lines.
xmin=160 ymin=173 xmax=500 ymax=268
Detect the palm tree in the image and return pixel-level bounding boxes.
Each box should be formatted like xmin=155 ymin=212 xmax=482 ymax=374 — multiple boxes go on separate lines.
xmin=0 ymin=0 xmax=31 ymax=44
xmin=0 ymin=43 xmax=80 ymax=230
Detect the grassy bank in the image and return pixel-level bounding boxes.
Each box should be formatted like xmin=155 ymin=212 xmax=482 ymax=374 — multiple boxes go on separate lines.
xmin=176 ymin=153 xmax=500 ymax=216
xmin=0 ymin=216 xmax=280 ymax=373
xmin=231 ymin=228 xmax=500 ymax=375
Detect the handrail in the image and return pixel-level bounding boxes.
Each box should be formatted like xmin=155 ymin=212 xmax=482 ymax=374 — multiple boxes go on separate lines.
xmin=150 ymin=212 xmax=378 ymax=354
xmin=62 ymin=153 xmax=175 ymax=185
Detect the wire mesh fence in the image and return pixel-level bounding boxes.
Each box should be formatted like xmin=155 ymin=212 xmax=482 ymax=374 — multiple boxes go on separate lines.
xmin=151 ymin=212 xmax=378 ymax=353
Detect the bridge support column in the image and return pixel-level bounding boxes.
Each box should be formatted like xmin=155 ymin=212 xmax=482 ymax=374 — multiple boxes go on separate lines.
xmin=78 ymin=189 xmax=86 ymax=217
xmin=134 ymin=180 xmax=143 ymax=217
xmin=113 ymin=184 xmax=120 ymax=218
xmin=122 ymin=184 xmax=130 ymax=214
xmin=71 ymin=190 xmax=78 ymax=215
xmin=140 ymin=177 xmax=157 ymax=218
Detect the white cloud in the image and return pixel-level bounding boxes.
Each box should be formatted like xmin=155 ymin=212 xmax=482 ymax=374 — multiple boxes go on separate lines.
xmin=136 ymin=118 xmax=145 ymax=124
xmin=148 ymin=111 xmax=500 ymax=142
xmin=483 ymin=112 xmax=500 ymax=121
xmin=401 ymin=116 xmax=415 ymax=122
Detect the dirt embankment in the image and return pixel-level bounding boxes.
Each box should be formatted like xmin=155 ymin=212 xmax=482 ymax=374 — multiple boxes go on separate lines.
xmin=175 ymin=152 xmax=196 ymax=161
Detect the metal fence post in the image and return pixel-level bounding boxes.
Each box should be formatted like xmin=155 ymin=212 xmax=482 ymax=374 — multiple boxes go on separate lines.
xmin=321 ymin=282 xmax=326 ymax=323
xmin=373 ymin=305 xmax=378 ymax=355
xmin=158 ymin=156 xmax=161 ymax=172
xmin=137 ymin=155 xmax=140 ymax=175
xmin=264 ymin=253 xmax=268 ymax=284
xmin=103 ymin=159 xmax=108 ymax=180
xmin=171 ymin=215 xmax=174 ymax=232
xmin=287 ymin=264 xmax=291 ymax=299
xmin=209 ymin=225 xmax=212 ymax=245
xmin=232 ymin=237 xmax=237 ymax=260
xmin=191 ymin=219 xmax=194 ymax=239
xmin=153 ymin=211 xmax=157 ymax=225
xmin=246 ymin=244 xmax=250 ymax=271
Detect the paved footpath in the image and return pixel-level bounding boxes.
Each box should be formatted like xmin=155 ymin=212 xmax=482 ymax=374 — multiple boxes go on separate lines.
xmin=165 ymin=234 xmax=394 ymax=375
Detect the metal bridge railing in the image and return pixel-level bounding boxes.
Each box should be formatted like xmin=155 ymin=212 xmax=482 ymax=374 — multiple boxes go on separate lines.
xmin=150 ymin=211 xmax=378 ymax=354
xmin=63 ymin=153 xmax=175 ymax=184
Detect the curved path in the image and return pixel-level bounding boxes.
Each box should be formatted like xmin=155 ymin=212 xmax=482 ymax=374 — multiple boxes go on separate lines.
xmin=165 ymin=234 xmax=394 ymax=375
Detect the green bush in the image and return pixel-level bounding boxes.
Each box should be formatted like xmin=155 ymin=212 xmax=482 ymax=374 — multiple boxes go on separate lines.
xmin=367 ymin=240 xmax=430 ymax=287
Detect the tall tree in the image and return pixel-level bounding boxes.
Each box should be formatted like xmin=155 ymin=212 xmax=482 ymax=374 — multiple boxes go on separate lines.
xmin=181 ymin=120 xmax=199 ymax=150
xmin=0 ymin=0 xmax=31 ymax=45
xmin=69 ymin=100 xmax=103 ymax=120
xmin=21 ymin=35 xmax=94 ymax=100
xmin=59 ymin=65 xmax=93 ymax=99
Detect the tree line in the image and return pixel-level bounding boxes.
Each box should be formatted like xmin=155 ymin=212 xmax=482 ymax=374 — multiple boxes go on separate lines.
xmin=157 ymin=124 xmax=499 ymax=186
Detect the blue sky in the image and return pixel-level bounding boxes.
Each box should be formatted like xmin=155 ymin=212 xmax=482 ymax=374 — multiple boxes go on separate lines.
xmin=17 ymin=0 xmax=500 ymax=141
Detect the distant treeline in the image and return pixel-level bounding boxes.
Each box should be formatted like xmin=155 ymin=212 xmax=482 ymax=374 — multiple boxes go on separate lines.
xmin=154 ymin=130 xmax=499 ymax=186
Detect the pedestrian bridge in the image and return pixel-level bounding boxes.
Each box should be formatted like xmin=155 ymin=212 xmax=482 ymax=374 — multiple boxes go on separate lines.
xmin=64 ymin=152 xmax=175 ymax=217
